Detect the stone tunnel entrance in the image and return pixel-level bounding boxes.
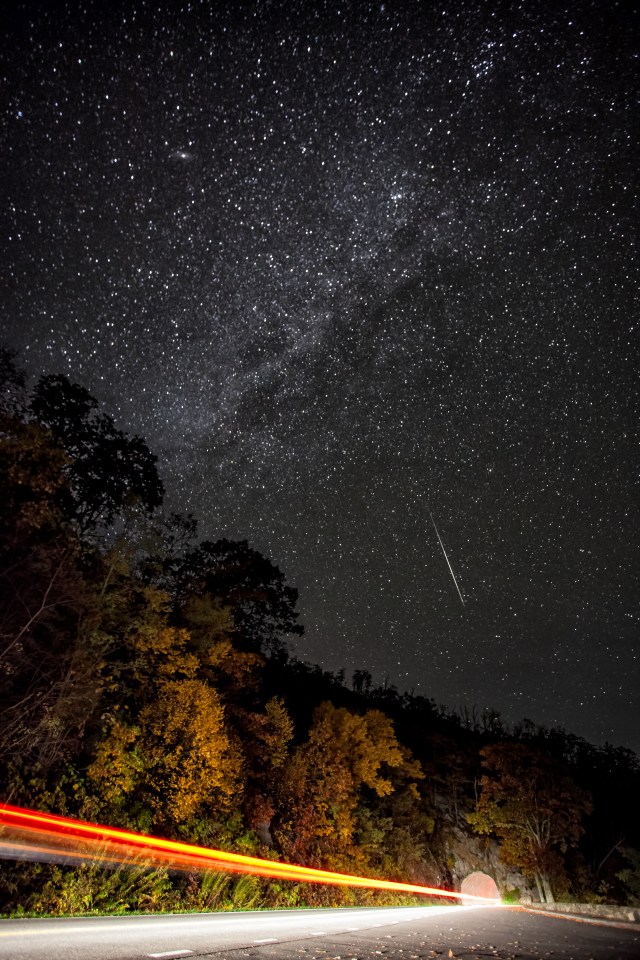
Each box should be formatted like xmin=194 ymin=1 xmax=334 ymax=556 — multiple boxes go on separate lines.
xmin=461 ymin=871 xmax=500 ymax=900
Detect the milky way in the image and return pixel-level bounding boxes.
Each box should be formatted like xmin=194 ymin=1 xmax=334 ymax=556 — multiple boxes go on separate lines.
xmin=2 ymin=0 xmax=638 ymax=751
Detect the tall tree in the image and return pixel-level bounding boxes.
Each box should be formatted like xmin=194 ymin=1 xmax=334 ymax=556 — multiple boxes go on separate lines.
xmin=467 ymin=742 xmax=592 ymax=903
xmin=274 ymin=702 xmax=409 ymax=870
xmin=238 ymin=695 xmax=294 ymax=840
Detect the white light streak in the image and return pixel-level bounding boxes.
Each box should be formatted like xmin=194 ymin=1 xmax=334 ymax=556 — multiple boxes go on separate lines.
xmin=430 ymin=512 xmax=465 ymax=606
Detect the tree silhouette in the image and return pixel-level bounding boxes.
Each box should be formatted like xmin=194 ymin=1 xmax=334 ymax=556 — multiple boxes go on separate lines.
xmin=31 ymin=375 xmax=163 ymax=532
xmin=171 ymin=538 xmax=302 ymax=656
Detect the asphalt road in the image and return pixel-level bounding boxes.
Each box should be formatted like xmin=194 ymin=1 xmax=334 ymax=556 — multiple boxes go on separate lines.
xmin=0 ymin=904 xmax=638 ymax=960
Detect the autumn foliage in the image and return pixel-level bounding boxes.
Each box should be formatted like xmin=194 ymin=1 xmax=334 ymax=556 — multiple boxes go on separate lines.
xmin=467 ymin=743 xmax=593 ymax=903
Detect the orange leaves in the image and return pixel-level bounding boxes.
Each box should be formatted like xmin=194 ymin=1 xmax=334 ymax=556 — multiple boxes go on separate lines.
xmin=205 ymin=638 xmax=264 ymax=692
xmin=279 ymin=746 xmax=355 ymax=855
xmin=472 ymin=742 xmax=592 ymax=849
xmin=467 ymin=741 xmax=592 ymax=898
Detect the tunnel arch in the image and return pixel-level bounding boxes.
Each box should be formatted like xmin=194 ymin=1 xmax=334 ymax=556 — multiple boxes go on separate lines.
xmin=461 ymin=871 xmax=500 ymax=900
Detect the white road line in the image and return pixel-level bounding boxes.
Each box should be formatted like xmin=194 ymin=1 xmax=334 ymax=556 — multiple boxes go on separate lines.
xmin=310 ymin=931 xmax=327 ymax=935
xmin=147 ymin=951 xmax=193 ymax=959
xmin=254 ymin=938 xmax=278 ymax=944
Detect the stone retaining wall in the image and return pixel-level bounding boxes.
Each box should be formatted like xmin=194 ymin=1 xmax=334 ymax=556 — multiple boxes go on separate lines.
xmin=526 ymin=902 xmax=640 ymax=923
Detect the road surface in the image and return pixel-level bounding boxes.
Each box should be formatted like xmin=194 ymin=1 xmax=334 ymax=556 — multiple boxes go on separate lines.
xmin=0 ymin=904 xmax=638 ymax=959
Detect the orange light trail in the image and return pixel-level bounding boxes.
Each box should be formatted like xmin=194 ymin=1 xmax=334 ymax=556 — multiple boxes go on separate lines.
xmin=0 ymin=804 xmax=498 ymax=903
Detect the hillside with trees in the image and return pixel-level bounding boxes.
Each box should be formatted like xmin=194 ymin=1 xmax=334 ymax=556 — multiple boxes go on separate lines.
xmin=1 ymin=349 xmax=638 ymax=915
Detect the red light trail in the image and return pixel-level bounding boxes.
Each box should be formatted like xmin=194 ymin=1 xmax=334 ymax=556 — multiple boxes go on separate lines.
xmin=0 ymin=804 xmax=498 ymax=903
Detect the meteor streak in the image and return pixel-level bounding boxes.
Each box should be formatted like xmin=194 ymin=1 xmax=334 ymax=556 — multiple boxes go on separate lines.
xmin=430 ymin=512 xmax=465 ymax=606
xmin=0 ymin=804 xmax=498 ymax=903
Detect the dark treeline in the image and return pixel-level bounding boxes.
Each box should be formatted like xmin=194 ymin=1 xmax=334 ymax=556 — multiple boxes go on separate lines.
xmin=1 ymin=348 xmax=638 ymax=915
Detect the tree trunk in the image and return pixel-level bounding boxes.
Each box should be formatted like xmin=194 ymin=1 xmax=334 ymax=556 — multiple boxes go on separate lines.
xmin=533 ymin=873 xmax=545 ymax=903
xmin=540 ymin=873 xmax=555 ymax=904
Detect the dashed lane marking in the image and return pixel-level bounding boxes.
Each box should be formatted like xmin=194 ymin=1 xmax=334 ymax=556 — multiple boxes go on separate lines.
xmin=147 ymin=951 xmax=194 ymax=959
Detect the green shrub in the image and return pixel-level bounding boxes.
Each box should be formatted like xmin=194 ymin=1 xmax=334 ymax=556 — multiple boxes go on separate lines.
xmin=501 ymin=887 xmax=521 ymax=904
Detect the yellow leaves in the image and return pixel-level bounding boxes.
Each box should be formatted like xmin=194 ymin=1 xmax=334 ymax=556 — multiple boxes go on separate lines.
xmin=139 ymin=679 xmax=241 ymax=824
xmin=263 ymin=697 xmax=294 ymax=769
xmin=177 ymin=592 xmax=267 ymax=702
xmin=236 ymin=696 xmax=294 ymax=774
xmin=403 ymin=769 xmax=425 ymax=797
xmin=87 ymin=722 xmax=143 ymax=803
xmin=206 ymin=638 xmax=234 ymax=666
xmin=355 ymin=709 xmax=405 ymax=796
xmin=89 ymin=679 xmax=242 ymax=825
xmin=309 ymin=703 xmax=404 ymax=797
xmin=466 ymin=807 xmax=497 ymax=835
xmin=275 ymin=702 xmax=413 ymax=864
xmin=108 ymin=583 xmax=199 ymax=684
xmin=131 ymin=624 xmax=199 ymax=679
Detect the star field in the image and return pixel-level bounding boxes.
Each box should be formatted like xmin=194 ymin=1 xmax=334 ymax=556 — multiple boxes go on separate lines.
xmin=2 ymin=0 xmax=638 ymax=751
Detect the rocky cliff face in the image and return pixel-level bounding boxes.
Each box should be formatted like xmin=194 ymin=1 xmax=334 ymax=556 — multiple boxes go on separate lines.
xmin=446 ymin=825 xmax=536 ymax=902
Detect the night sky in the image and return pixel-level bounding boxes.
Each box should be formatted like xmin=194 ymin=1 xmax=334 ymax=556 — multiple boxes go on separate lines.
xmin=2 ymin=1 xmax=638 ymax=753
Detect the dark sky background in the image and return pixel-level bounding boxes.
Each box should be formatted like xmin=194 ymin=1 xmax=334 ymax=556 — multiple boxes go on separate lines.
xmin=2 ymin=0 xmax=638 ymax=753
